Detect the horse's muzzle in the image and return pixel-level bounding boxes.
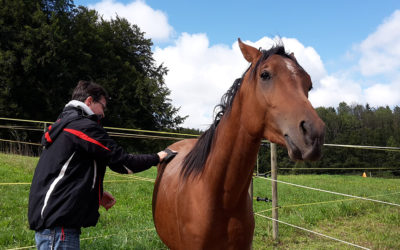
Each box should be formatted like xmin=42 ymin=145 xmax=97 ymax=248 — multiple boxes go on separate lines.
xmin=284 ymin=120 xmax=325 ymax=161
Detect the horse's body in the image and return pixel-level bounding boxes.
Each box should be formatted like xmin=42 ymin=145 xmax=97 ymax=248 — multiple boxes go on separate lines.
xmin=152 ymin=39 xmax=325 ymax=249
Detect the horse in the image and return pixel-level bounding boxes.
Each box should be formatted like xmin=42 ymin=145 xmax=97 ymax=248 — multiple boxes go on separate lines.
xmin=152 ymin=39 xmax=325 ymax=249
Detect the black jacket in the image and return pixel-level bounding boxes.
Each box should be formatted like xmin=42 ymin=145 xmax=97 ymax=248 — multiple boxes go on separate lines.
xmin=28 ymin=102 xmax=160 ymax=230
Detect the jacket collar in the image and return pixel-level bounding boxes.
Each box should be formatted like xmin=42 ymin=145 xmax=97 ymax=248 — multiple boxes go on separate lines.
xmin=65 ymin=100 xmax=94 ymax=116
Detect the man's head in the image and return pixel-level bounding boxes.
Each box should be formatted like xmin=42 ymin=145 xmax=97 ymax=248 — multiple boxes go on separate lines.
xmin=72 ymin=80 xmax=108 ymax=118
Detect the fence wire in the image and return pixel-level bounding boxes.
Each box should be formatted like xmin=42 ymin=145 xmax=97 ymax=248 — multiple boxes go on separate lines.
xmin=1 ymin=117 xmax=400 ymax=249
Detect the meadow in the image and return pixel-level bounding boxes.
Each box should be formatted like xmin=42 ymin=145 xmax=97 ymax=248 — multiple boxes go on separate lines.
xmin=1 ymin=152 xmax=399 ymax=249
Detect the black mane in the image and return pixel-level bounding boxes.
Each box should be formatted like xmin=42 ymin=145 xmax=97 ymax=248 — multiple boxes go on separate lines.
xmin=180 ymin=44 xmax=293 ymax=179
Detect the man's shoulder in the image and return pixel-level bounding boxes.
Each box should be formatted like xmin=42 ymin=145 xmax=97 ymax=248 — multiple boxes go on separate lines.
xmin=67 ymin=115 xmax=106 ymax=133
xmin=68 ymin=115 xmax=97 ymax=127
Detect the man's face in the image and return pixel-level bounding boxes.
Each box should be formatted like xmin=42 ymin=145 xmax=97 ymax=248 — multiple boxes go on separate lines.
xmin=87 ymin=96 xmax=107 ymax=118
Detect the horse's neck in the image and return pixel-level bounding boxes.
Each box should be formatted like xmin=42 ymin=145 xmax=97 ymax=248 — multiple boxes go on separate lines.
xmin=203 ymin=99 xmax=261 ymax=207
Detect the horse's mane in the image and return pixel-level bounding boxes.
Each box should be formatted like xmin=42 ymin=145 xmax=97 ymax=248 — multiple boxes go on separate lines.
xmin=180 ymin=44 xmax=293 ymax=179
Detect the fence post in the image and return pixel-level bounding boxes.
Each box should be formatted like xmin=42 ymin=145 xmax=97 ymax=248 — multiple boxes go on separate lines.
xmin=270 ymin=142 xmax=278 ymax=241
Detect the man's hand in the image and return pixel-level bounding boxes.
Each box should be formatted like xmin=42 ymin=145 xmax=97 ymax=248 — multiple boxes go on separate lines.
xmin=157 ymin=151 xmax=168 ymax=161
xmin=100 ymin=191 xmax=116 ymax=211
xmin=158 ymin=148 xmax=178 ymax=163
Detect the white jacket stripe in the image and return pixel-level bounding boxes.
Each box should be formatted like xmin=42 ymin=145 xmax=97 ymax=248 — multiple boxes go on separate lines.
xmin=40 ymin=152 xmax=75 ymax=218
xmin=92 ymin=160 xmax=97 ymax=189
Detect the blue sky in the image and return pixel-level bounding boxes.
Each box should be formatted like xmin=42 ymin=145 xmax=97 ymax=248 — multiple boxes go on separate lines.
xmin=75 ymin=0 xmax=400 ymax=129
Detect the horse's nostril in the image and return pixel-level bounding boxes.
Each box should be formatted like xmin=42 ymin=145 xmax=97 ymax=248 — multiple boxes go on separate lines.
xmin=300 ymin=120 xmax=307 ymax=135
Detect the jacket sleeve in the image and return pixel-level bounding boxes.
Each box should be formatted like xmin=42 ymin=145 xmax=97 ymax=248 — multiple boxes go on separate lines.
xmin=67 ymin=121 xmax=160 ymax=174
xmin=109 ymin=153 xmax=160 ymax=174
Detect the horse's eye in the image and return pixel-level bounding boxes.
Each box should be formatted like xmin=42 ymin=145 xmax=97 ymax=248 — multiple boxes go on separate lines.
xmin=260 ymin=71 xmax=271 ymax=80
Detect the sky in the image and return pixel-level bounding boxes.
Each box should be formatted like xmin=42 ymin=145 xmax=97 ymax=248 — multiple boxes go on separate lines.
xmin=75 ymin=0 xmax=400 ymax=129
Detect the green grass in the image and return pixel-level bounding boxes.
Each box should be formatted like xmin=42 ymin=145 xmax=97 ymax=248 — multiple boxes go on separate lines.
xmin=252 ymin=175 xmax=400 ymax=249
xmin=1 ymin=153 xmax=400 ymax=249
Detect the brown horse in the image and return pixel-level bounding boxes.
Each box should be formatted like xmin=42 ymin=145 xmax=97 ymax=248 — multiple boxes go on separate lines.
xmin=152 ymin=39 xmax=325 ymax=249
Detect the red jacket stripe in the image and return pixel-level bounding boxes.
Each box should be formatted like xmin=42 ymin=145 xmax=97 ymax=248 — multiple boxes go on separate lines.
xmin=45 ymin=132 xmax=53 ymax=143
xmin=63 ymin=128 xmax=110 ymax=151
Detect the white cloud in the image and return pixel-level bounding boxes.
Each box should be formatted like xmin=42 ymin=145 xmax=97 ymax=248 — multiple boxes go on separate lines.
xmin=310 ymin=9 xmax=400 ymax=110
xmin=308 ymin=74 xmax=400 ymax=109
xmin=154 ymin=33 xmax=247 ymax=129
xmin=154 ymin=35 xmax=328 ymax=129
xmin=89 ymin=0 xmax=174 ymax=42
xmin=364 ymin=81 xmax=400 ymax=107
xmin=309 ymin=75 xmax=364 ymax=107
xmin=358 ymin=10 xmax=400 ymax=77
xmin=87 ymin=1 xmax=400 ymax=128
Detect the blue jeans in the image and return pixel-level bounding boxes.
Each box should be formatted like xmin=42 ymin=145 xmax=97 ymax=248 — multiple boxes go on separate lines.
xmin=35 ymin=227 xmax=81 ymax=250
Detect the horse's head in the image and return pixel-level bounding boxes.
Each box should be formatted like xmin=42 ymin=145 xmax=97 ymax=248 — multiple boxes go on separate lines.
xmin=238 ymin=39 xmax=325 ymax=161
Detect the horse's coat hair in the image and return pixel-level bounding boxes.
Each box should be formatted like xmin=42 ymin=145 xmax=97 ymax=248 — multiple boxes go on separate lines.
xmin=181 ymin=44 xmax=297 ymax=179
xmin=153 ymin=39 xmax=325 ymax=250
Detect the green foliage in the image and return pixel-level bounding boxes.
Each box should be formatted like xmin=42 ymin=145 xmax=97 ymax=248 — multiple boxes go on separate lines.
xmin=315 ymin=103 xmax=400 ymax=173
xmin=0 ymin=0 xmax=185 ymax=152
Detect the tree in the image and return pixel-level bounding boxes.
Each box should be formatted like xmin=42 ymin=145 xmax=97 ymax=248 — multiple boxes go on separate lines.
xmin=0 ymin=0 xmax=185 ymax=152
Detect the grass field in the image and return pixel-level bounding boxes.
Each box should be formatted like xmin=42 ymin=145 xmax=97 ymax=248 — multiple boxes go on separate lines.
xmin=1 ymin=152 xmax=399 ymax=249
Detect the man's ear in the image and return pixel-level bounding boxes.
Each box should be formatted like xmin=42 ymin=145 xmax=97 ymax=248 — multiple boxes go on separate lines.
xmin=84 ymin=96 xmax=93 ymax=106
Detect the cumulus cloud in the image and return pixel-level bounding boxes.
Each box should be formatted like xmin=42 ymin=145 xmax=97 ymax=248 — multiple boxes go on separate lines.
xmin=309 ymin=74 xmax=400 ymax=109
xmin=89 ymin=0 xmax=174 ymax=42
xmin=358 ymin=10 xmax=400 ymax=77
xmin=155 ymin=25 xmax=400 ymax=129
xmin=310 ymin=9 xmax=400 ymax=109
xmin=154 ymin=33 xmax=247 ymax=129
xmin=364 ymin=80 xmax=400 ymax=107
xmin=309 ymin=75 xmax=364 ymax=107
xmin=87 ymin=1 xmax=400 ymax=128
xmin=154 ymin=35 xmax=328 ymax=129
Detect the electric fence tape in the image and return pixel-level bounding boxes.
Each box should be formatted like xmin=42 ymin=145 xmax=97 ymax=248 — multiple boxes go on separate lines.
xmin=2 ymin=117 xmax=400 ymax=152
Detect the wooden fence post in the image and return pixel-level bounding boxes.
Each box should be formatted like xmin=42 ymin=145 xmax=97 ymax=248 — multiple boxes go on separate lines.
xmin=270 ymin=142 xmax=278 ymax=241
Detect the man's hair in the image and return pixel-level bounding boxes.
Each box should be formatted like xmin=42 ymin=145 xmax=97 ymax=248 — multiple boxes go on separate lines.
xmin=72 ymin=80 xmax=108 ymax=102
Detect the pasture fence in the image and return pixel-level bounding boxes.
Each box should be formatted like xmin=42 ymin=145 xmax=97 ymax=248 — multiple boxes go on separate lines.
xmin=1 ymin=117 xmax=400 ymax=249
xmin=254 ymin=212 xmax=370 ymax=250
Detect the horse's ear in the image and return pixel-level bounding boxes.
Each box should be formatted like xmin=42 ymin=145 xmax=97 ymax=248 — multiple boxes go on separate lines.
xmin=238 ymin=38 xmax=260 ymax=63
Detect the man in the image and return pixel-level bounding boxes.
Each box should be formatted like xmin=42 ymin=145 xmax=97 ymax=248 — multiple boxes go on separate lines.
xmin=28 ymin=80 xmax=175 ymax=249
